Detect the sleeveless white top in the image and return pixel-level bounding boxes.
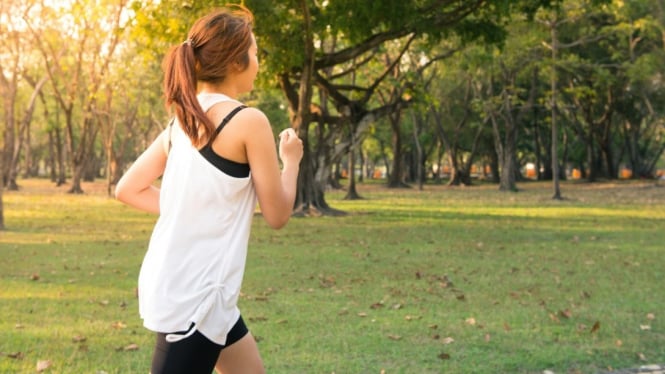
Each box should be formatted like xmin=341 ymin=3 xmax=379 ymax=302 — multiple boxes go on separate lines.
xmin=138 ymin=93 xmax=256 ymax=345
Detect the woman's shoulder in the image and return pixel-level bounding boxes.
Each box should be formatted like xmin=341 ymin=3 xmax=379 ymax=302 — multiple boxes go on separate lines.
xmin=206 ymin=102 xmax=269 ymax=130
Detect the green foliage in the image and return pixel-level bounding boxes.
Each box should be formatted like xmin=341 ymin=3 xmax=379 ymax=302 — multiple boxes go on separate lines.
xmin=1 ymin=179 xmax=664 ymax=373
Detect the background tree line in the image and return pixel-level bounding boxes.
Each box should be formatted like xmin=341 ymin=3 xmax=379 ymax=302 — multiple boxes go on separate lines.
xmin=1 ymin=0 xmax=663 ymax=227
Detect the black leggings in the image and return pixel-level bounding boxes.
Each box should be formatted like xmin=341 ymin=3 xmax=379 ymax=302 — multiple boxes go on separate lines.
xmin=150 ymin=316 xmax=249 ymax=374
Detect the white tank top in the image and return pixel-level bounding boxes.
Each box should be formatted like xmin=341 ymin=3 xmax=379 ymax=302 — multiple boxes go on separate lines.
xmin=138 ymin=93 xmax=257 ymax=345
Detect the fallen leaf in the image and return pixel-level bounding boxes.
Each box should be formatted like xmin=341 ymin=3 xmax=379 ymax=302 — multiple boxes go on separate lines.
xmin=429 ymin=324 xmax=438 ymax=330
xmin=549 ymin=313 xmax=560 ymax=323
xmin=438 ymin=352 xmax=451 ymax=360
xmin=111 ymin=321 xmax=127 ymax=329
xmin=637 ymin=352 xmax=647 ymax=361
xmin=357 ymin=312 xmax=367 ymax=317
xmin=387 ymin=334 xmax=402 ymax=340
xmin=7 ymin=352 xmax=24 ymax=359
xmin=441 ymin=337 xmax=454 ymax=345
xmin=36 ymin=360 xmax=52 ymax=372
xmin=465 ymin=317 xmax=476 ymax=326
xmin=370 ymin=302 xmax=384 ymax=309
xmin=559 ymin=309 xmax=572 ymax=319
xmin=590 ymin=321 xmax=600 ymax=334
xmin=123 ymin=343 xmax=139 ymax=351
xmin=391 ymin=303 xmax=402 ymax=310
xmin=484 ymin=333 xmax=491 ymax=342
xmin=646 ymin=313 xmax=655 ymax=320
xmin=615 ymin=339 xmax=622 ymax=347
xmin=405 ymin=315 xmax=421 ymax=321
xmin=640 ymin=325 xmax=651 ymax=331
xmin=31 ymin=274 xmax=40 ymax=281
xmin=72 ymin=335 xmax=87 ymax=343
xmin=503 ymin=323 xmax=511 ymax=332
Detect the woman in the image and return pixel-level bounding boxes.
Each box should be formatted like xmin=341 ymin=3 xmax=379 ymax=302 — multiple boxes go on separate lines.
xmin=115 ymin=6 xmax=302 ymax=374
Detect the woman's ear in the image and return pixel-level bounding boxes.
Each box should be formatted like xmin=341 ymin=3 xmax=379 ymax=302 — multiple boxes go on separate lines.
xmin=232 ymin=60 xmax=244 ymax=73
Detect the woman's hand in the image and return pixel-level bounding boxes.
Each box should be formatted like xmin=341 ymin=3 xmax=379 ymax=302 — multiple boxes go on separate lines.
xmin=278 ymin=128 xmax=303 ymax=167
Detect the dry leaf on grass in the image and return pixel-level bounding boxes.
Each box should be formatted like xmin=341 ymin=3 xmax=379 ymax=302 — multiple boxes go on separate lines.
xmin=36 ymin=359 xmax=52 ymax=372
xmin=590 ymin=321 xmax=600 ymax=334
xmin=116 ymin=343 xmax=139 ymax=352
xmin=370 ymin=302 xmax=384 ymax=309
xmin=6 ymin=352 xmax=24 ymax=359
xmin=559 ymin=309 xmax=572 ymax=319
xmin=72 ymin=335 xmax=87 ymax=343
xmin=124 ymin=343 xmax=139 ymax=351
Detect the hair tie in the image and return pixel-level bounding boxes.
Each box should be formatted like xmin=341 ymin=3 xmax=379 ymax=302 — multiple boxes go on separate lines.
xmin=183 ymin=39 xmax=192 ymax=46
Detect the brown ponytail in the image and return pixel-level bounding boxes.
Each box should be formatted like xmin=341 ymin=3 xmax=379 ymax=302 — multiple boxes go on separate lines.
xmin=162 ymin=5 xmax=254 ymax=148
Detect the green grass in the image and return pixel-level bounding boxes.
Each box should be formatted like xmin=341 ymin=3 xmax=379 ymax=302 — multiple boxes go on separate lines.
xmin=1 ymin=179 xmax=664 ymax=373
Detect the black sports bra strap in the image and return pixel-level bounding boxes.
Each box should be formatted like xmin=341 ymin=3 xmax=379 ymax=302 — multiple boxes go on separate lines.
xmin=212 ymin=105 xmax=248 ymax=138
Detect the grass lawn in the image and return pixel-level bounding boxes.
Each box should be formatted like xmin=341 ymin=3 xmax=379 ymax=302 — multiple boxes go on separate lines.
xmin=1 ymin=178 xmax=664 ymax=373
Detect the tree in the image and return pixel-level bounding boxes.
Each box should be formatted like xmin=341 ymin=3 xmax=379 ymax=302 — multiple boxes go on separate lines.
xmin=251 ymin=0 xmax=557 ymax=212
xmin=26 ymin=0 xmax=130 ymax=193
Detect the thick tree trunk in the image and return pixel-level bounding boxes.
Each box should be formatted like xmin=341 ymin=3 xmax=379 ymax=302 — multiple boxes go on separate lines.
xmin=387 ymin=112 xmax=409 ymax=188
xmin=499 ymin=131 xmax=518 ymax=192
xmin=344 ymin=147 xmax=362 ymax=200
xmin=67 ymin=119 xmax=98 ymax=194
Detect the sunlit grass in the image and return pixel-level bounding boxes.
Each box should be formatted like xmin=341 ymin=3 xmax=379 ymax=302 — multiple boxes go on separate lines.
xmin=1 ymin=178 xmax=664 ymax=373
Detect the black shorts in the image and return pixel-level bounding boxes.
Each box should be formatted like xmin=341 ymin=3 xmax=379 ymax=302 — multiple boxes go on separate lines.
xmin=150 ymin=315 xmax=249 ymax=374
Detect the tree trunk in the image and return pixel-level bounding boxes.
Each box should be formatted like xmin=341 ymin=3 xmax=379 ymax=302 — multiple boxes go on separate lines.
xmin=288 ymin=0 xmax=345 ymax=215
xmin=6 ymin=76 xmax=48 ymax=189
xmin=344 ymin=147 xmax=362 ymax=200
xmin=550 ymin=22 xmax=562 ymax=199
xmin=68 ymin=118 xmax=98 ymax=194
xmin=1 ymin=73 xmax=17 ymax=189
xmin=499 ymin=126 xmax=518 ymax=192
xmin=55 ymin=126 xmax=66 ymax=186
xmin=412 ymin=113 xmax=424 ymax=191
xmin=387 ymin=110 xmax=409 ymax=188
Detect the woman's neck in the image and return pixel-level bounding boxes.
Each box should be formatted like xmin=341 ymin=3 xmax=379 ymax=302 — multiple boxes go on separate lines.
xmin=198 ymin=82 xmax=238 ymax=99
